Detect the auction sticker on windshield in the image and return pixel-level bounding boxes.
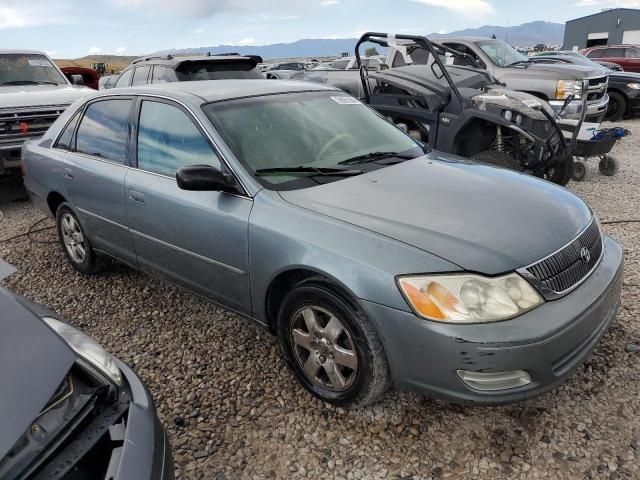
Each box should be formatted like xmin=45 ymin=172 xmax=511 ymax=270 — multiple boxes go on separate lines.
xmin=27 ymin=59 xmax=52 ymax=67
xmin=331 ymin=96 xmax=361 ymax=105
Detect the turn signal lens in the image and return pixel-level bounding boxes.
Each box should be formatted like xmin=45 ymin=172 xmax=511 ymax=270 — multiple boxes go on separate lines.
xmin=397 ymin=273 xmax=543 ymax=324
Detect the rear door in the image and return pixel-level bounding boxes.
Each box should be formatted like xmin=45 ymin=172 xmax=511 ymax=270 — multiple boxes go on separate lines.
xmin=124 ymin=97 xmax=253 ymax=312
xmin=60 ymin=97 xmax=136 ymax=264
xmin=623 ymin=46 xmax=640 ymax=73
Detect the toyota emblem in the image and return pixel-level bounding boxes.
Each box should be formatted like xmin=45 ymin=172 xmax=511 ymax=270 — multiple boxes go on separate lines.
xmin=580 ymin=247 xmax=591 ymax=263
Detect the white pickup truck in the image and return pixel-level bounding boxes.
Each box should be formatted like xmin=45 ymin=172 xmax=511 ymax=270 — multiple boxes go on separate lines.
xmin=0 ymin=50 xmax=91 ymax=177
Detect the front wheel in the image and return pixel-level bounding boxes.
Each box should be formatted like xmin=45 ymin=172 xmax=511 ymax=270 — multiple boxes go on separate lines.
xmin=572 ymin=161 xmax=586 ymax=181
xmin=605 ymin=91 xmax=626 ymax=122
xmin=542 ymin=155 xmax=574 ymax=186
xmin=599 ymin=155 xmax=618 ymax=176
xmin=277 ymin=279 xmax=390 ymax=406
xmin=56 ymin=204 xmax=103 ymax=275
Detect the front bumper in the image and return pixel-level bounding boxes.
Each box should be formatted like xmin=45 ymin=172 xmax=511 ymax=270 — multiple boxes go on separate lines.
xmin=114 ymin=361 xmax=174 ymax=480
xmin=550 ymin=94 xmax=609 ymax=122
xmin=362 ymin=236 xmax=623 ymax=405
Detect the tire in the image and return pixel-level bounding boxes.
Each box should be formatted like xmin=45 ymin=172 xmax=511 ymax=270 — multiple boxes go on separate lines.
xmin=605 ymin=91 xmax=626 ymax=122
xmin=599 ymin=155 xmax=618 ymax=176
xmin=277 ymin=278 xmax=390 ymax=406
xmin=56 ymin=203 xmax=103 ymax=275
xmin=472 ymin=150 xmax=523 ymax=172
xmin=572 ymin=161 xmax=586 ymax=181
xmin=541 ymin=155 xmax=574 ymax=186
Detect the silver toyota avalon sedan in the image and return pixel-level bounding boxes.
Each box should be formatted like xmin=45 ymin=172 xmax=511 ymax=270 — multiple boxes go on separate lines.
xmin=23 ymin=80 xmax=623 ymax=406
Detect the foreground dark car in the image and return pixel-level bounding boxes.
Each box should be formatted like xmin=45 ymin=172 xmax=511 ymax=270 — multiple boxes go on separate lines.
xmin=0 ymin=261 xmax=173 ymax=479
xmin=23 ymin=81 xmax=623 ymax=406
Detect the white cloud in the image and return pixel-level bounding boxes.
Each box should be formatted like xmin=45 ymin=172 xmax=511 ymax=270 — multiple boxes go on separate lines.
xmin=116 ymin=46 xmax=127 ymax=54
xmin=410 ymin=0 xmax=494 ymax=15
xmin=320 ymin=0 xmax=340 ymax=6
xmin=0 ymin=3 xmax=72 ymax=29
xmin=88 ymin=46 xmax=102 ymax=54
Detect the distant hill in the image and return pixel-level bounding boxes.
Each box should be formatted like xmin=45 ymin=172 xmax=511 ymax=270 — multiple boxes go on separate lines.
xmin=431 ymin=21 xmax=564 ymax=47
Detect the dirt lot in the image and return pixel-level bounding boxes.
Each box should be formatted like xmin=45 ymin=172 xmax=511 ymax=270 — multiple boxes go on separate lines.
xmin=1 ymin=121 xmax=639 ymax=479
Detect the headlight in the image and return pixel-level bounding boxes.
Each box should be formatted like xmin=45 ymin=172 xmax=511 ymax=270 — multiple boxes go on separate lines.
xmin=43 ymin=317 xmax=123 ymax=385
xmin=397 ymin=273 xmax=543 ymax=324
xmin=627 ymin=83 xmax=640 ymax=90
xmin=555 ymin=80 xmax=583 ymax=100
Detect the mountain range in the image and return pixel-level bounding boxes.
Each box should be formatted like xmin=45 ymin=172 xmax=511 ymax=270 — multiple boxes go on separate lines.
xmin=157 ymin=21 xmax=565 ymax=60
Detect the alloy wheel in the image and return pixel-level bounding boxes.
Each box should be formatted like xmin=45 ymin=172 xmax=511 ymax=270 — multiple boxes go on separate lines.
xmin=289 ymin=306 xmax=358 ymax=391
xmin=60 ymin=213 xmax=87 ymax=264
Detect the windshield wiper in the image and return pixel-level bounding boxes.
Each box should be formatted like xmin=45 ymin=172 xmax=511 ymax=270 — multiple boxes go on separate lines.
xmin=338 ymin=151 xmax=416 ymax=166
xmin=506 ymin=60 xmax=530 ymax=68
xmin=1 ymin=80 xmax=60 ymax=86
xmin=255 ymin=166 xmax=364 ymax=176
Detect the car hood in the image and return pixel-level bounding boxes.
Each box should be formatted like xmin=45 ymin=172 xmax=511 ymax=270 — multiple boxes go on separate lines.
xmin=0 ymin=282 xmax=76 ymax=459
xmin=0 ymin=84 xmax=91 ymax=109
xmin=521 ymin=62 xmax=607 ymax=79
xmin=279 ymin=154 xmax=592 ymax=274
xmin=609 ymin=71 xmax=640 ymax=82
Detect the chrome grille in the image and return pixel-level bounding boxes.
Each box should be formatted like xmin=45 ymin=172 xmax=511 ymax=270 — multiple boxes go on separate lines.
xmin=524 ymin=220 xmax=603 ymax=296
xmin=586 ymin=76 xmax=608 ymax=101
xmin=0 ymin=105 xmax=67 ymax=149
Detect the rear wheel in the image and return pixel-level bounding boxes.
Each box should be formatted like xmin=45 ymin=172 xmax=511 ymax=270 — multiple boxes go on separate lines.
xmin=277 ymin=278 xmax=390 ymax=406
xmin=543 ymin=155 xmax=574 ymax=186
xmin=605 ymin=91 xmax=626 ymax=122
xmin=56 ymin=204 xmax=103 ymax=275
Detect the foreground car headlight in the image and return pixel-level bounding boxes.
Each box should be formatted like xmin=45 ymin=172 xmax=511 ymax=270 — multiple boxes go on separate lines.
xmin=627 ymin=83 xmax=640 ymax=90
xmin=44 ymin=317 xmax=123 ymax=385
xmin=397 ymin=273 xmax=543 ymax=324
xmin=555 ymin=80 xmax=583 ymax=99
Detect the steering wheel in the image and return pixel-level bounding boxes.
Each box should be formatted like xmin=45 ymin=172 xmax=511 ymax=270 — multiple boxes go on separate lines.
xmin=316 ymin=133 xmax=354 ymax=162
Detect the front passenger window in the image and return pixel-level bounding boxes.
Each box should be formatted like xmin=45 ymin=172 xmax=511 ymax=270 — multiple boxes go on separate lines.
xmin=136 ymin=101 xmax=221 ymax=176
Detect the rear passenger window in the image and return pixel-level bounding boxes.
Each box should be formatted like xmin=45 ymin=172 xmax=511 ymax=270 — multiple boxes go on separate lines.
xmin=75 ymin=99 xmax=132 ymax=163
xmin=151 ymin=66 xmax=171 ymax=83
xmin=114 ymin=69 xmax=133 ymax=88
xmin=136 ymin=100 xmax=220 ymax=176
xmin=55 ymin=109 xmax=81 ymax=150
xmin=131 ymin=66 xmax=150 ymax=86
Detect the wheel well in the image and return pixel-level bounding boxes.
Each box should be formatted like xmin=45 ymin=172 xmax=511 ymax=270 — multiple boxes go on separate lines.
xmin=264 ymin=269 xmax=361 ymax=333
xmin=46 ymin=191 xmax=66 ymax=216
xmin=607 ymin=89 xmax=628 ymax=112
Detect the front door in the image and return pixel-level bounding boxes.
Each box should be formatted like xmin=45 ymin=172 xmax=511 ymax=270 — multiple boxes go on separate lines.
xmin=60 ymin=97 xmax=137 ymax=265
xmin=124 ymin=98 xmax=253 ymax=312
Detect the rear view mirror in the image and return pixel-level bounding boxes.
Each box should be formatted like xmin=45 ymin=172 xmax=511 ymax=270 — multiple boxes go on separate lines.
xmin=71 ymin=75 xmax=84 ymax=86
xmin=176 ymin=165 xmax=235 ymax=192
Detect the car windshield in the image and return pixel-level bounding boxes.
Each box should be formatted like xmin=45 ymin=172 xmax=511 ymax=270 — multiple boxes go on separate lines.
xmin=476 ymin=39 xmax=529 ymax=67
xmin=204 ymin=91 xmax=425 ymax=190
xmin=175 ymin=61 xmax=262 ymax=80
xmin=0 ymin=54 xmax=67 ymax=85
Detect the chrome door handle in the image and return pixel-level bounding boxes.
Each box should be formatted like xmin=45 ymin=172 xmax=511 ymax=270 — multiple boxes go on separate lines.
xmin=63 ymin=168 xmax=74 ymax=180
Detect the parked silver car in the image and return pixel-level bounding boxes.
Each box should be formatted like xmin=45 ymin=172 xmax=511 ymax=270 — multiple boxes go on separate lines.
xmin=23 ymin=80 xmax=623 ymax=406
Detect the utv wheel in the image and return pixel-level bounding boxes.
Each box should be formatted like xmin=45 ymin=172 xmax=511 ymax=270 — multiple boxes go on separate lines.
xmin=599 ymin=155 xmax=618 ymax=176
xmin=56 ymin=204 xmax=103 ymax=275
xmin=605 ymin=91 xmax=626 ymax=122
xmin=472 ymin=150 xmax=522 ymax=171
xmin=541 ymin=155 xmax=574 ymax=186
xmin=572 ymin=161 xmax=586 ymax=182
xmin=277 ymin=278 xmax=390 ymax=406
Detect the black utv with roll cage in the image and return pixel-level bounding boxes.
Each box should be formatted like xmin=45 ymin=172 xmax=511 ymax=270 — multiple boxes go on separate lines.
xmin=352 ymin=33 xmax=582 ymax=185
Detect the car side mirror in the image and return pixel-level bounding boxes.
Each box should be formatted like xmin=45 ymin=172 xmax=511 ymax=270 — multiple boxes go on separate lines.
xmin=176 ymin=165 xmax=236 ymax=192
xmin=71 ymin=75 xmax=84 ymax=86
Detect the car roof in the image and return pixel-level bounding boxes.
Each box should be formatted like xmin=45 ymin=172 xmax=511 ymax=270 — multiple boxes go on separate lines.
xmin=0 ymin=49 xmax=49 ymax=55
xmin=130 ymin=55 xmax=259 ymax=68
xmin=91 ymin=79 xmax=339 ymax=103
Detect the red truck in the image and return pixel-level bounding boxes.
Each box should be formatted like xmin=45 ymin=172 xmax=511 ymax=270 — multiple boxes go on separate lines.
xmin=60 ymin=66 xmax=100 ymax=90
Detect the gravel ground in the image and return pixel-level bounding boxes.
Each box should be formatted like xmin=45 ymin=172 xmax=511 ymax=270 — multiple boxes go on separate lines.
xmin=1 ymin=120 xmax=639 ymax=480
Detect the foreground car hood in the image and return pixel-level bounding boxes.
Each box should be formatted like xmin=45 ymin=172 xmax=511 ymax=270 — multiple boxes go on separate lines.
xmin=0 ymin=288 xmax=76 ymax=459
xmin=0 ymin=84 xmax=91 ymax=109
xmin=280 ymin=154 xmax=592 ymax=274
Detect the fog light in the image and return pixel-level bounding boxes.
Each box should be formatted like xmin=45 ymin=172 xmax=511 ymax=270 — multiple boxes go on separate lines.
xmin=457 ymin=369 xmax=531 ymax=391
